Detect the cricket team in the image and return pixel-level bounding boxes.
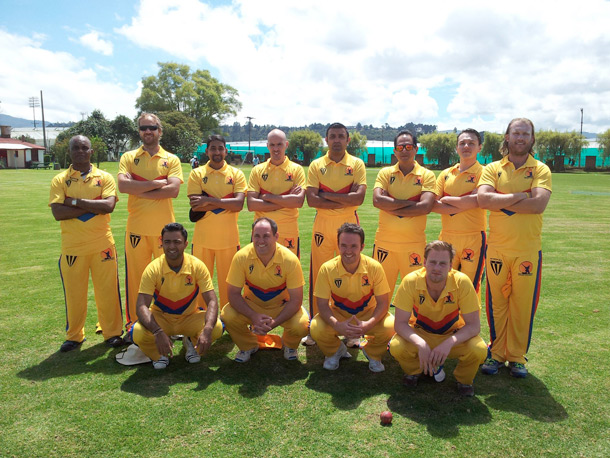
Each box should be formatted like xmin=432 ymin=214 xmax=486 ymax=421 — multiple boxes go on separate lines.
xmin=50 ymin=116 xmax=552 ymax=396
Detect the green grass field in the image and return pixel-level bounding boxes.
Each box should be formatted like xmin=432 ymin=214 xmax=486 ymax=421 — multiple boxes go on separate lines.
xmin=0 ymin=164 xmax=609 ymax=457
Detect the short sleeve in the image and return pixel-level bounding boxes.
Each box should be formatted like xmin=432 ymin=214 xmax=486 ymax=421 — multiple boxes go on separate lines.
xmin=313 ymin=263 xmax=332 ymax=299
xmin=49 ymin=174 xmax=66 ymax=206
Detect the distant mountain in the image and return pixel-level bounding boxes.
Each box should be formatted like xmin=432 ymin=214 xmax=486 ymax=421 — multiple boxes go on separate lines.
xmin=0 ymin=114 xmax=53 ymax=128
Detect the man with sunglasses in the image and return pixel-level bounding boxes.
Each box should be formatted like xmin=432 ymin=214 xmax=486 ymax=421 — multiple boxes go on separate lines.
xmin=432 ymin=129 xmax=486 ymax=296
xmin=372 ymin=130 xmax=436 ymax=298
xmin=118 ymin=113 xmax=183 ymax=334
xmin=304 ymin=122 xmax=367 ymax=346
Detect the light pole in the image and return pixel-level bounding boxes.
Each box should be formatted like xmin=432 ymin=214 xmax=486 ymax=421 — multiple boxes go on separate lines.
xmin=579 ymin=108 xmax=583 ymax=168
xmin=40 ymin=90 xmax=48 ymax=154
xmin=246 ymin=116 xmax=254 ymax=162
xmin=28 ymin=96 xmax=40 ymax=128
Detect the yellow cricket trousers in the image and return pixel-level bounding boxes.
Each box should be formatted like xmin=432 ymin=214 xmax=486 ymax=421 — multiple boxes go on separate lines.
xmin=192 ymin=244 xmax=239 ymax=310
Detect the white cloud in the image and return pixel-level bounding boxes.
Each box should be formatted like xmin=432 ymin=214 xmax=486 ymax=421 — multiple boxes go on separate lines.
xmin=0 ymin=29 xmax=137 ymax=123
xmin=78 ymin=31 xmax=113 ymax=56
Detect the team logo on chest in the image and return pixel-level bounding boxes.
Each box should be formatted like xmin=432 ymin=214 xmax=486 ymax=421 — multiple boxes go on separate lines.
xmin=320 ymin=167 xmax=327 ymax=175
xmin=466 ymin=175 xmax=476 ymax=184
xmin=444 ymin=293 xmax=455 ymax=304
xmin=334 ymin=278 xmax=342 ymax=288
xmin=130 ymin=233 xmax=141 ymax=249
xmin=185 ymin=275 xmax=193 ymax=286
xmin=285 ymin=172 xmax=293 ymax=181
xmin=226 ymin=176 xmax=234 ymax=185
xmin=275 ymin=266 xmax=282 ymax=277
xmin=524 ymin=168 xmax=534 ymax=179
xmin=203 ymin=176 xmax=208 ymax=184
xmin=314 ymin=232 xmax=324 ymax=247
xmin=519 ymin=261 xmax=533 ymax=276
xmin=66 ymin=179 xmax=72 ymax=187
xmin=345 ymin=166 xmax=353 ymax=176
xmin=161 ymin=160 xmax=169 ymax=168
xmin=414 ymin=176 xmax=422 ymax=186
xmin=100 ymin=248 xmax=114 ymax=262
xmin=419 ymin=294 xmax=426 ymax=305
xmin=489 ymin=258 xmax=503 ymax=275
xmin=361 ymin=275 xmax=370 ymax=287
xmin=94 ymin=178 xmax=102 ymax=187
xmin=262 ymin=173 xmax=269 ymax=181
xmin=497 ymin=171 xmax=502 ymax=178
xmin=249 ymin=264 xmax=254 ymax=274
xmin=376 ymin=248 xmax=389 ymax=263
xmin=134 ymin=158 xmax=140 ymax=166
xmin=390 ymin=176 xmax=396 ymax=185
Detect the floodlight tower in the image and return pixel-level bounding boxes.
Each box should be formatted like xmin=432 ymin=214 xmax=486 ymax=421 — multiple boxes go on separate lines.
xmin=246 ymin=116 xmax=255 ymax=160
xmin=29 ymin=96 xmax=40 ymax=128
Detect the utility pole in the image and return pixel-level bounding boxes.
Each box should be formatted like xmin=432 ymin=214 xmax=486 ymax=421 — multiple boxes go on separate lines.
xmin=29 ymin=96 xmax=40 ymax=128
xmin=40 ymin=90 xmax=48 ymax=154
xmin=580 ymin=108 xmax=584 ymax=168
xmin=246 ymin=116 xmax=254 ymax=162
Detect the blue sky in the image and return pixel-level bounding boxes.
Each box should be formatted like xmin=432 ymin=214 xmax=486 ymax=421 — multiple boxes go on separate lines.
xmin=2 ymin=0 xmax=610 ymax=133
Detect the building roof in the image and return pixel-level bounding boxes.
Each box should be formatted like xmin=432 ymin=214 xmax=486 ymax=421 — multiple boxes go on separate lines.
xmin=0 ymin=138 xmax=46 ymax=150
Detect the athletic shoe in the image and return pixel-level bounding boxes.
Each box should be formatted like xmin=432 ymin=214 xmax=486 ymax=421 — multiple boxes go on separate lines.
xmin=402 ymin=374 xmax=421 ymax=387
xmin=433 ymin=365 xmax=446 ymax=382
xmin=301 ymin=335 xmax=316 ymax=346
xmin=509 ymin=362 xmax=528 ymax=378
xmin=345 ymin=337 xmax=361 ymax=348
xmin=283 ymin=347 xmax=298 ymax=361
xmin=323 ymin=342 xmax=352 ymax=370
xmin=153 ymin=355 xmax=169 ymax=370
xmin=235 ymin=346 xmax=258 ymax=363
xmin=60 ymin=339 xmax=85 ymax=352
xmin=105 ymin=336 xmax=124 ymax=348
xmin=481 ymin=358 xmax=504 ymax=375
xmin=183 ymin=336 xmax=200 ymax=364
xmin=361 ymin=348 xmax=385 ymax=373
xmin=457 ymin=382 xmax=475 ymax=397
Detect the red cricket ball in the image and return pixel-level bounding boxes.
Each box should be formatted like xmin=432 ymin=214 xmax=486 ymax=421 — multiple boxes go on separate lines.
xmin=380 ymin=410 xmax=393 ymax=425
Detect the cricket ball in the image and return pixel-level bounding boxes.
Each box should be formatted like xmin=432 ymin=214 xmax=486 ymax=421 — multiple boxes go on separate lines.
xmin=380 ymin=410 xmax=393 ymax=425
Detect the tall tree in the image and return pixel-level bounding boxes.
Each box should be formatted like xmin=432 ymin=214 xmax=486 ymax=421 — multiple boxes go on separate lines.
xmin=419 ymin=132 xmax=458 ymax=168
xmin=597 ymin=129 xmax=610 ymax=163
xmin=286 ymin=130 xmax=323 ymax=165
xmin=108 ymin=115 xmax=138 ymax=158
xmin=481 ymin=132 xmax=504 ymax=163
xmin=136 ymin=62 xmax=241 ymax=136
xmin=346 ymin=131 xmax=368 ymax=159
xmin=158 ymin=111 xmax=202 ymax=161
xmin=55 ymin=109 xmax=111 ymax=148
xmin=535 ymin=130 xmax=588 ymax=171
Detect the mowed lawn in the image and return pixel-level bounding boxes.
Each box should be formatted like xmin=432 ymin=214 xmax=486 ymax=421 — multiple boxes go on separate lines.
xmin=0 ymin=163 xmax=609 ymax=457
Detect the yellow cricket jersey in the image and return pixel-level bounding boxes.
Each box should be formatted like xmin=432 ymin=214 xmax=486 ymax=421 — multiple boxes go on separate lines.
xmin=306 ymin=152 xmax=367 ymax=218
xmin=139 ymin=253 xmax=214 ymax=316
xmin=478 ymin=155 xmax=552 ymax=255
xmin=374 ymin=162 xmax=436 ymax=244
xmin=226 ymin=243 xmax=304 ymax=309
xmin=314 ymin=254 xmax=390 ymax=316
xmin=394 ymin=268 xmax=479 ymax=335
xmin=247 ymin=157 xmax=306 ymax=226
xmin=187 ymin=162 xmax=247 ymax=249
xmin=118 ymin=146 xmax=183 ymax=236
xmin=49 ymin=165 xmax=117 ymax=255
xmin=435 ymin=162 xmax=486 ymax=235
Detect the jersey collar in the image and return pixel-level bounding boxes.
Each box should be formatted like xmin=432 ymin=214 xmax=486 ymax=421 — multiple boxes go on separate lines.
xmin=135 ymin=145 xmax=169 ymax=159
xmin=500 ymin=154 xmax=537 ymax=170
xmin=161 ymin=253 xmax=194 ymax=276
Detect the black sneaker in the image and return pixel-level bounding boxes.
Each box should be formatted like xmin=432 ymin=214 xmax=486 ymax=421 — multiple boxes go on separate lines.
xmin=105 ymin=336 xmax=125 ymax=348
xmin=457 ymin=382 xmax=475 ymax=397
xmin=60 ymin=339 xmax=85 ymax=352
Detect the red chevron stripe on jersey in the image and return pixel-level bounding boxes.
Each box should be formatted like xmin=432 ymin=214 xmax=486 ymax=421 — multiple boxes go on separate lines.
xmin=153 ymin=286 xmax=199 ymax=315
xmin=331 ymin=290 xmax=374 ymax=315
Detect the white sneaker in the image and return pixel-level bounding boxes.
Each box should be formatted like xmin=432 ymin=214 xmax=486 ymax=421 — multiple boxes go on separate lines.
xmin=323 ymin=342 xmax=351 ymax=370
xmin=283 ymin=347 xmax=298 ymax=361
xmin=362 ymin=348 xmax=385 ymax=372
xmin=234 ymin=346 xmax=258 ymax=363
xmin=183 ymin=336 xmax=200 ymax=364
xmin=301 ymin=335 xmax=316 ymax=346
xmin=433 ymin=365 xmax=446 ymax=382
xmin=152 ymin=355 xmax=169 ymax=370
xmin=345 ymin=337 xmax=361 ymax=348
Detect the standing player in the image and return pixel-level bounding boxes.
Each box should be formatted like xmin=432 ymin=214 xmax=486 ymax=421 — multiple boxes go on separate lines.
xmin=247 ymin=129 xmax=306 ymax=257
xmin=432 ymin=129 xmax=486 ymax=294
xmin=132 ymin=223 xmax=223 ymax=369
xmin=188 ymin=134 xmax=246 ymax=309
xmin=477 ymin=118 xmax=552 ymax=378
xmin=372 ymin=130 xmax=435 ymax=296
xmin=49 ymin=135 xmax=123 ymax=351
xmin=118 ymin=113 xmax=183 ymax=333
xmin=221 ymin=218 xmax=309 ymax=362
xmin=310 ymin=223 xmax=394 ymax=372
xmin=305 ymin=123 xmax=367 ymax=345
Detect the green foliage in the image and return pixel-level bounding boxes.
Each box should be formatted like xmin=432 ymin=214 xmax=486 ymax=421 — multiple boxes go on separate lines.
xmin=419 ymin=132 xmax=458 ymax=168
xmin=597 ymin=128 xmax=610 ymax=160
xmin=18 ymin=134 xmax=37 ymax=144
xmin=286 ymin=130 xmax=323 ymax=165
xmin=89 ymin=136 xmax=108 ymax=167
xmin=158 ymin=111 xmax=202 ymax=161
xmin=346 ymin=131 xmax=368 ymax=159
xmin=50 ymin=136 xmax=107 ymax=168
xmin=136 ymin=62 xmax=241 ymax=136
xmin=535 ymin=130 xmax=588 ymax=171
xmin=52 ymin=137 xmax=70 ymax=168
xmin=481 ymin=132 xmax=504 ymax=162
xmin=108 ymin=115 xmax=138 ymax=157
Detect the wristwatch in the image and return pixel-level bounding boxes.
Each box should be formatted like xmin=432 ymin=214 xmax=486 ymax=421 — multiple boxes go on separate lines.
xmin=71 ymin=199 xmax=78 ymax=206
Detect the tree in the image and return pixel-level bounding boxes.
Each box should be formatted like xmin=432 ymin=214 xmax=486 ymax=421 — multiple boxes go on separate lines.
xmin=481 ymin=132 xmax=504 ymax=163
xmin=108 ymin=115 xmax=138 ymax=158
xmin=419 ymin=132 xmax=458 ymax=169
xmin=18 ymin=134 xmax=37 ymax=144
xmin=52 ymin=137 xmax=70 ymax=169
xmin=90 ymin=136 xmax=108 ymax=167
xmin=158 ymin=111 xmax=202 ymax=161
xmin=347 ymin=131 xmax=368 ymax=160
xmin=286 ymin=130 xmax=323 ymax=165
xmin=597 ymin=129 xmax=610 ymax=163
xmin=136 ymin=62 xmax=241 ymax=136
xmin=535 ymin=130 xmax=588 ymax=172
xmin=55 ymin=109 xmax=112 ymax=149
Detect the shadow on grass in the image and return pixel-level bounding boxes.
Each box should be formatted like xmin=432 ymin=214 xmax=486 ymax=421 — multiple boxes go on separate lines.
xmin=476 ymin=369 xmax=568 ymax=422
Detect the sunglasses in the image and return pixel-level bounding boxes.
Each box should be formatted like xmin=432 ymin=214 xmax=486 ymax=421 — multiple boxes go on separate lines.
xmin=139 ymin=125 xmax=158 ymax=131
xmin=395 ymin=144 xmax=415 ymax=152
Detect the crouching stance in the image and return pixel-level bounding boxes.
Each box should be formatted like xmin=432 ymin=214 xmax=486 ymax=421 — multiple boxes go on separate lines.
xmin=221 ymin=218 xmax=309 ymax=362
xmin=133 ymin=223 xmax=223 ymax=369
xmin=310 ymin=223 xmax=394 ymax=372
xmin=390 ymin=241 xmax=487 ymax=396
